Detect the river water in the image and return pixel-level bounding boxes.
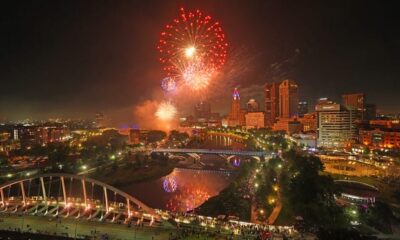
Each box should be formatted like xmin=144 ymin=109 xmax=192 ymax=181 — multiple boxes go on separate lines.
xmin=120 ymin=157 xmax=239 ymax=212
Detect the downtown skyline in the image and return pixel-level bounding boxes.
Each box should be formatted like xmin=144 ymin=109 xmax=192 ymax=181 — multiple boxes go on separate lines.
xmin=1 ymin=0 xmax=399 ymax=124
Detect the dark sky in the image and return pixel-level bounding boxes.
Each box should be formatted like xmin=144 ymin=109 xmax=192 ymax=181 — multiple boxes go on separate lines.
xmin=1 ymin=0 xmax=399 ymax=124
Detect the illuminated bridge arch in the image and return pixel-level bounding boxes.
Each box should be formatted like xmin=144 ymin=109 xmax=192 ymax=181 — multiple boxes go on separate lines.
xmin=0 ymin=174 xmax=160 ymax=226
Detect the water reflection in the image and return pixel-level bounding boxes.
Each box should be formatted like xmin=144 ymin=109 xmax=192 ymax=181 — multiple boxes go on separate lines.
xmin=121 ymin=168 xmax=235 ymax=212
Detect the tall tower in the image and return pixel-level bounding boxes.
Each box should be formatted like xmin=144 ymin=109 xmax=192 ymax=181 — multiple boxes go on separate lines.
xmin=279 ymin=80 xmax=298 ymax=119
xmin=265 ymin=82 xmax=281 ymax=127
xmin=231 ymin=88 xmax=241 ymax=120
xmin=227 ymin=88 xmax=246 ymax=126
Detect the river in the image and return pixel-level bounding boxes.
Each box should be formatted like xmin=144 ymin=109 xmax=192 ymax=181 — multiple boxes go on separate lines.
xmin=120 ymin=156 xmax=240 ymax=212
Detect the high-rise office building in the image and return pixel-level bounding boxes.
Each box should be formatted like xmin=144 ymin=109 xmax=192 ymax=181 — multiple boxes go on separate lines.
xmin=316 ymin=102 xmax=356 ymax=148
xmin=265 ymin=82 xmax=281 ymax=127
xmin=194 ymin=101 xmax=211 ymax=119
xmin=342 ymin=93 xmax=365 ymax=120
xmin=279 ymin=80 xmax=299 ymax=119
xmin=298 ymin=101 xmax=308 ymax=117
xmin=247 ymin=99 xmax=259 ymax=112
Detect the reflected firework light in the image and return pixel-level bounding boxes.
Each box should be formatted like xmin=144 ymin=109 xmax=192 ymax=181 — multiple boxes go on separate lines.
xmin=232 ymin=158 xmax=241 ymax=167
xmin=166 ymin=187 xmax=211 ymax=212
xmin=155 ymin=101 xmax=177 ymax=121
xmin=161 ymin=77 xmax=177 ymax=92
xmin=157 ymin=7 xmax=228 ymax=91
xmin=163 ymin=177 xmax=178 ymax=193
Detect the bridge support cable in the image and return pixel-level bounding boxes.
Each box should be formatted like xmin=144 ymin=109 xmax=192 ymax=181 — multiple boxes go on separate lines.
xmin=0 ymin=188 xmax=4 ymax=205
xmin=103 ymin=186 xmax=109 ymax=212
xmin=61 ymin=176 xmax=67 ymax=206
xmin=20 ymin=182 xmax=26 ymax=206
xmin=127 ymin=198 xmax=131 ymax=217
xmin=39 ymin=177 xmax=47 ymax=204
xmin=81 ymin=179 xmax=87 ymax=208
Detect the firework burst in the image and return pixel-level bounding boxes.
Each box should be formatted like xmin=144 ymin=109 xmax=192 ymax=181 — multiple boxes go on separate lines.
xmin=157 ymin=7 xmax=228 ymax=91
xmin=155 ymin=101 xmax=177 ymax=121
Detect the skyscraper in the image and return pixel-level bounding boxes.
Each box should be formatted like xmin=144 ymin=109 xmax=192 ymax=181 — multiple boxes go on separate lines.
xmin=247 ymin=99 xmax=259 ymax=112
xmin=279 ymin=80 xmax=299 ymax=119
xmin=194 ymin=101 xmax=211 ymax=119
xmin=265 ymin=82 xmax=281 ymax=127
xmin=298 ymin=101 xmax=308 ymax=117
xmin=342 ymin=93 xmax=365 ymax=120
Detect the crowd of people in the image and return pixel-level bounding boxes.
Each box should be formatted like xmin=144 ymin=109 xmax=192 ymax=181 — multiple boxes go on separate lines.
xmin=0 ymin=230 xmax=71 ymax=240
xmin=168 ymin=212 xmax=295 ymax=240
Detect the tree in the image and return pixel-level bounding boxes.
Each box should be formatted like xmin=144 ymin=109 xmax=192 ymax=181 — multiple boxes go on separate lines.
xmin=284 ymin=153 xmax=348 ymax=229
xmin=146 ymin=130 xmax=167 ymax=143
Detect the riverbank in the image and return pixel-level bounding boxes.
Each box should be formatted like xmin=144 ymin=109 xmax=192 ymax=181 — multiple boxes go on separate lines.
xmin=195 ymin=160 xmax=256 ymax=221
xmin=91 ymin=159 xmax=177 ymax=187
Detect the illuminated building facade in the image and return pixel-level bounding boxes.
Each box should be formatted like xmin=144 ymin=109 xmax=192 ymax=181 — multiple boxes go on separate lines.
xmin=265 ymin=82 xmax=281 ymax=127
xmin=245 ymin=112 xmax=265 ymax=129
xmin=316 ymin=102 xmax=356 ymax=148
xmin=279 ymin=80 xmax=299 ymax=119
xmin=359 ymin=128 xmax=400 ymax=149
xmin=298 ymin=112 xmax=317 ymax=132
xmin=227 ymin=88 xmax=246 ymax=127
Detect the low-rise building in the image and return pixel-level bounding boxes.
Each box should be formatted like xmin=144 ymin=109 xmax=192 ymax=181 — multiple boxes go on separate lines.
xmin=273 ymin=118 xmax=303 ymax=135
xmin=245 ymin=111 xmax=265 ymax=129
xmin=360 ymin=128 xmax=400 ymax=149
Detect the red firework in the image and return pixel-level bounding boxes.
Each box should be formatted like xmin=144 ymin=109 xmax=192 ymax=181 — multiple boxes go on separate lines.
xmin=157 ymin=8 xmax=228 ymax=86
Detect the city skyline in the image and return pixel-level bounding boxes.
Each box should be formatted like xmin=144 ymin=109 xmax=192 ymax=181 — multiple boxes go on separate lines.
xmin=1 ymin=2 xmax=400 ymax=238
xmin=1 ymin=0 xmax=399 ymax=124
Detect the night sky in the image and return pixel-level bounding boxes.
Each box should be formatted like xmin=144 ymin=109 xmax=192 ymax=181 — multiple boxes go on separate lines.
xmin=1 ymin=0 xmax=399 ymax=124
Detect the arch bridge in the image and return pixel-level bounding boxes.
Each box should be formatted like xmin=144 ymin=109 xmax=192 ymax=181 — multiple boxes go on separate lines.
xmin=0 ymin=174 xmax=161 ymax=226
xmin=151 ymin=148 xmax=271 ymax=162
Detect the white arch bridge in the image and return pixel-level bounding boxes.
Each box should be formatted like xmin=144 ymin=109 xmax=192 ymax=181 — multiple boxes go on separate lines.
xmin=0 ymin=173 xmax=162 ymax=226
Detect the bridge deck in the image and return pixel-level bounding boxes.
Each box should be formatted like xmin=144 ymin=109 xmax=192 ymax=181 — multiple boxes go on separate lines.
xmin=151 ymin=148 xmax=267 ymax=157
